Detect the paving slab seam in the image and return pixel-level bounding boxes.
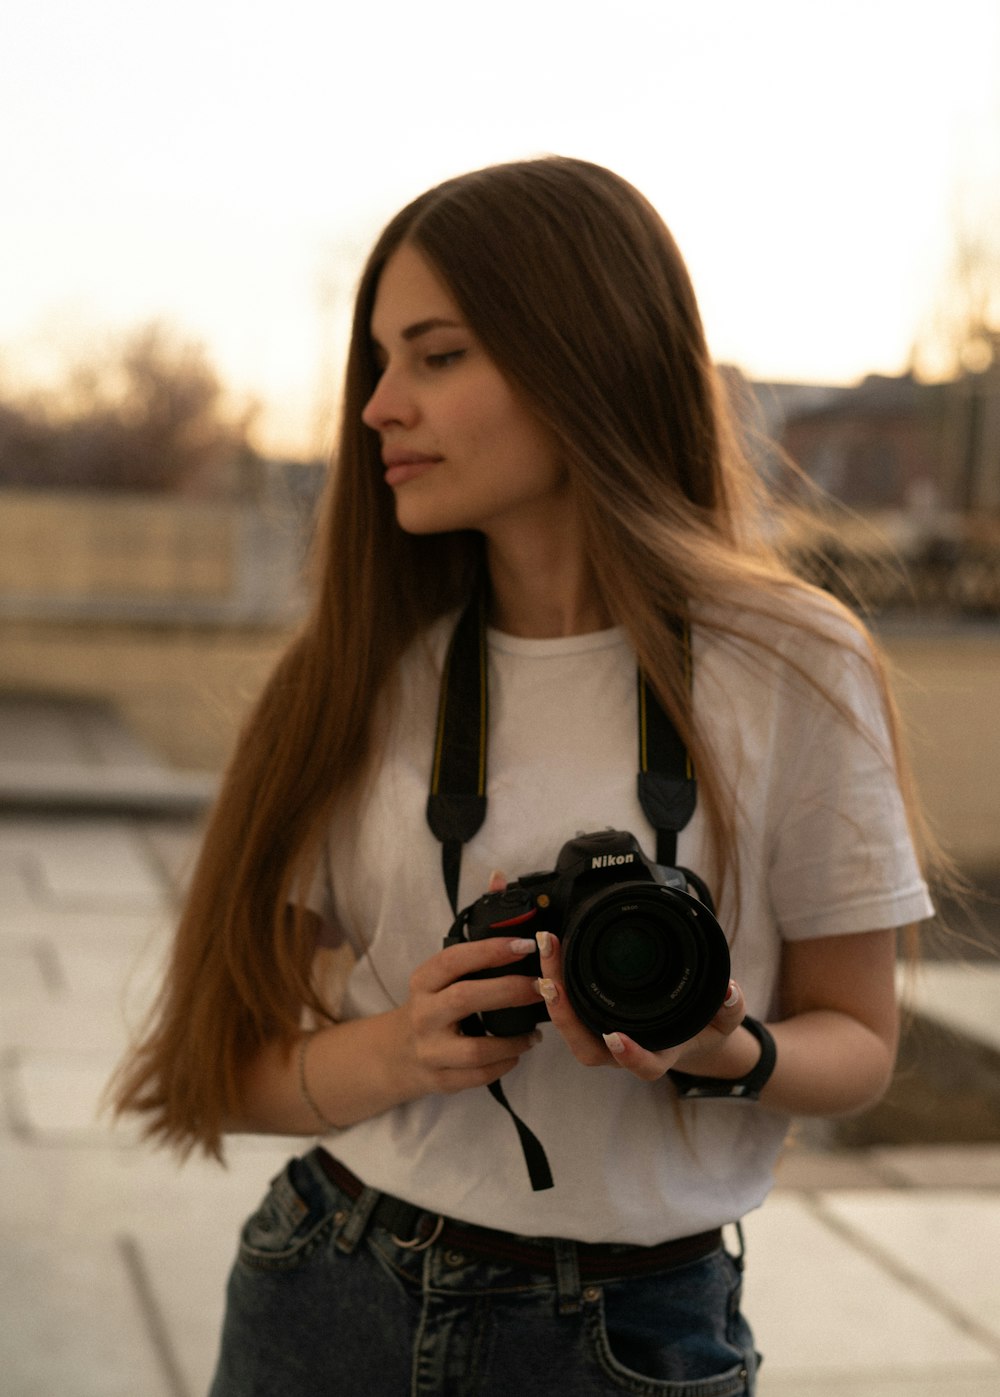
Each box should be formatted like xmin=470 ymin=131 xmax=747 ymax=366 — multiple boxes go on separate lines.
xmin=864 ymin=1151 xmax=946 ymax=1191
xmin=132 ymin=824 xmax=189 ymax=909
xmin=117 ymin=1233 xmax=193 ymax=1397
xmin=32 ymin=936 xmax=67 ymax=993
xmin=803 ymin=1191 xmax=1000 ymax=1361
xmin=0 ymin=1046 xmax=34 ymax=1142
xmin=0 ymin=849 xmax=50 ymax=906
xmin=0 ymin=851 xmax=159 ymax=917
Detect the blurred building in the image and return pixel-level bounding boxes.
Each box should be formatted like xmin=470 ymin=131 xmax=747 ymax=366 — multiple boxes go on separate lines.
xmin=724 ymin=364 xmax=1000 ymax=618
xmin=749 ymin=361 xmax=1000 ymax=519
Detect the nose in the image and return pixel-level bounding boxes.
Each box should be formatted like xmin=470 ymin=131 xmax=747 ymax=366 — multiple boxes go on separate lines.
xmin=361 ymin=366 xmax=418 ymax=432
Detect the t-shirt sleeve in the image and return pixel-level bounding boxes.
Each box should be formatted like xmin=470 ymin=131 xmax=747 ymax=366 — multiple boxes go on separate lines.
xmin=767 ymin=633 xmax=934 ymax=940
xmin=292 ymin=848 xmax=343 ymax=950
xmin=292 ymin=846 xmax=353 ymax=1026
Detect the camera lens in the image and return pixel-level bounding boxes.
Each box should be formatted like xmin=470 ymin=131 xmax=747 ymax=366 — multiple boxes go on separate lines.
xmin=561 ymin=884 xmax=730 ymax=1051
xmin=593 ymin=921 xmax=669 ymax=987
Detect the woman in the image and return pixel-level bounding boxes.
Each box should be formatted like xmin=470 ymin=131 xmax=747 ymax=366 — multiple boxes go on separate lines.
xmin=114 ymin=156 xmax=933 ymax=1395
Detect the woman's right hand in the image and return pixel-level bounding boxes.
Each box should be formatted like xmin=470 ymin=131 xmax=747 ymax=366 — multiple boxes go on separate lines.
xmin=395 ymin=933 xmax=544 ymax=1098
xmin=237 ymin=932 xmax=544 ymax=1137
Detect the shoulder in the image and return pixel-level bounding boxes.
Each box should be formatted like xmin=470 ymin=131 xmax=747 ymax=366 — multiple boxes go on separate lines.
xmin=692 ymin=584 xmax=894 ymax=757
xmin=695 ymin=583 xmax=876 ymax=687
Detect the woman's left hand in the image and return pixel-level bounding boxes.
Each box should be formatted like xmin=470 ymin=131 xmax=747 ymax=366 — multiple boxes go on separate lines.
xmin=534 ymin=928 xmax=746 ymax=1082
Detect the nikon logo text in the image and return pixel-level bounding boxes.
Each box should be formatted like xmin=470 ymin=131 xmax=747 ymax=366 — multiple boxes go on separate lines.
xmin=591 ymin=853 xmax=635 ymax=869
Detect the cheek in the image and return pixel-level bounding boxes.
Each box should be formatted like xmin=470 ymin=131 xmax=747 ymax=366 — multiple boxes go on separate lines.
xmin=444 ymin=371 xmax=563 ymax=493
xmin=505 ymin=424 xmax=565 ymax=493
xmin=450 ymin=385 xmax=517 ymax=442
xmin=468 ymin=401 xmax=562 ymax=487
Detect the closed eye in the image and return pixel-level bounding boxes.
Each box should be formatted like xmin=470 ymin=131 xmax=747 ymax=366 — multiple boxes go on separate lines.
xmin=426 ymin=350 xmax=466 ymax=368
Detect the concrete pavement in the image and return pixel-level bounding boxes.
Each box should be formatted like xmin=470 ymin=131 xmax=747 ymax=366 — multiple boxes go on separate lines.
xmin=1 ymin=694 xmax=999 ymax=1396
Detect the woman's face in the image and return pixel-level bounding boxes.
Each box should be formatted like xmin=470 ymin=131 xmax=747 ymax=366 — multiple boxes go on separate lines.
xmin=362 ymin=243 xmax=569 ymax=541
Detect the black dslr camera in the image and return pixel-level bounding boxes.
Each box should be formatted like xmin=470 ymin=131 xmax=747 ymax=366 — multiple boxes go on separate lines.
xmin=443 ymin=830 xmax=731 ymax=1051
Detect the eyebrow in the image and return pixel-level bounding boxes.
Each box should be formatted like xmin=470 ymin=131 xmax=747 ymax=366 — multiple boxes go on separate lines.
xmin=371 ymin=316 xmax=465 ymax=350
xmin=403 ymin=317 xmax=463 ymax=341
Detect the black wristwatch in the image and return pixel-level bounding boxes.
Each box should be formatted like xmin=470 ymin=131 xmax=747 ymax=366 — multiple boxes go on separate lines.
xmin=668 ymin=1016 xmax=777 ymax=1101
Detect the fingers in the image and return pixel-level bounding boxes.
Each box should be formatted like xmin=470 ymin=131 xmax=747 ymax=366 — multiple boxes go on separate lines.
xmin=711 ymin=979 xmax=745 ymax=1034
xmin=666 ymin=979 xmax=745 ymax=1062
xmin=537 ymin=931 xmax=750 ymax=1084
xmin=405 ymin=973 xmax=543 ymax=1093
xmin=534 ymin=931 xmax=610 ymax=1068
xmin=600 ymin=1030 xmax=675 ymax=1081
xmin=404 ymin=888 xmax=545 ymax=1094
xmin=409 ymin=945 xmax=542 ymax=1043
xmin=409 ymin=996 xmax=543 ymax=1093
xmin=415 ymin=932 xmax=538 ymax=996
xmin=423 ymin=1027 xmax=543 ymax=1089
xmin=438 ymin=970 xmax=545 ymax=1028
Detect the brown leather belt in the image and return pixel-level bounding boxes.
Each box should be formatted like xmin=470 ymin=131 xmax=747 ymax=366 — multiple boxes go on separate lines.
xmin=315 ymin=1149 xmax=722 ymax=1281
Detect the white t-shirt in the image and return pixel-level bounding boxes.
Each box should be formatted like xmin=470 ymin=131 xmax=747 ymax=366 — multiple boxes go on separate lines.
xmin=304 ymin=604 xmax=932 ymax=1245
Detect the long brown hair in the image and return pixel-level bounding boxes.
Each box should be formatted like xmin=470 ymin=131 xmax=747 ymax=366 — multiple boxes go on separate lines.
xmin=112 ymin=156 xmax=922 ymax=1157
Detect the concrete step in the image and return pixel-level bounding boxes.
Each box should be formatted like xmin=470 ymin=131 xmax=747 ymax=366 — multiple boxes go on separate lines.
xmin=0 ymin=760 xmax=217 ymax=816
xmin=0 ymin=694 xmax=216 ymax=816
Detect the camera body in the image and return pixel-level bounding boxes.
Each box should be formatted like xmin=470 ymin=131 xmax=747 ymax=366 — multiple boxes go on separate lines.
xmin=443 ymin=829 xmax=731 ymax=1051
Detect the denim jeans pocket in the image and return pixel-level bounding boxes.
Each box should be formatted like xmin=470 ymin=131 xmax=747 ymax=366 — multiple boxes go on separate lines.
xmin=237 ymin=1156 xmax=344 ymax=1273
xmin=583 ymin=1252 xmax=756 ymax=1395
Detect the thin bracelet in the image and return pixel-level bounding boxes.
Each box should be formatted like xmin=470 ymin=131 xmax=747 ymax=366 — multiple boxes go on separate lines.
xmin=297 ymin=1031 xmax=336 ymax=1133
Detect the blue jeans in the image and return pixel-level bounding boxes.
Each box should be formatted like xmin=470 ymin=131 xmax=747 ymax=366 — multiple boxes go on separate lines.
xmin=209 ymin=1149 xmax=759 ymax=1396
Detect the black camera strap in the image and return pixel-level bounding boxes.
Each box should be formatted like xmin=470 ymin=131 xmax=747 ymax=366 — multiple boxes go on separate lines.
xmin=428 ymin=593 xmax=696 ymax=880
xmin=425 ymin=593 xmax=697 ymax=1191
xmin=426 ymin=590 xmax=490 ymax=917
xmin=637 ymin=625 xmax=697 ymax=866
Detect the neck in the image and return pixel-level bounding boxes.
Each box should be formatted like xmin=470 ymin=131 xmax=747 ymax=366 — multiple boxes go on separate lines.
xmin=485 ymin=531 xmax=612 ymax=639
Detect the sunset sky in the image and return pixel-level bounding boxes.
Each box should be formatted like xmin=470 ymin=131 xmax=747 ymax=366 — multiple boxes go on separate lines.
xmin=2 ymin=0 xmax=998 ymax=457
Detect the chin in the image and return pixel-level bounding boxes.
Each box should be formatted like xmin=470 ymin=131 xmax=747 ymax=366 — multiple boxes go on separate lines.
xmin=391 ymin=496 xmax=479 ymax=537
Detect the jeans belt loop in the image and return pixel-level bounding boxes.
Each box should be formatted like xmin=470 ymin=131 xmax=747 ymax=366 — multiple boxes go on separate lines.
xmin=730 ymin=1220 xmax=747 ymax=1272
xmin=391 ymin=1214 xmax=445 ymax=1252
xmin=553 ymin=1237 xmax=583 ymax=1315
xmin=335 ymin=1184 xmax=380 ymax=1256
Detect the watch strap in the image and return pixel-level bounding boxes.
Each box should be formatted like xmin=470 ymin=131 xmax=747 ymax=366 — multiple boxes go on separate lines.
xmin=668 ymin=1016 xmax=776 ymax=1101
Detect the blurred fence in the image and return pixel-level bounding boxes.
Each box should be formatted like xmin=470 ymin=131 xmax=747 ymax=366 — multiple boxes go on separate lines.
xmin=0 ymin=488 xmax=307 ymax=625
xmin=0 ymin=488 xmax=308 ymax=769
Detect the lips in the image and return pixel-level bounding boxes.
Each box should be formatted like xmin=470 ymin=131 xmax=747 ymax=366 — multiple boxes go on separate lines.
xmin=382 ymin=449 xmax=442 ymax=487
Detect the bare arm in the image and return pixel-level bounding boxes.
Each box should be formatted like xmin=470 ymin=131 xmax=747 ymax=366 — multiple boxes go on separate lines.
xmin=228 ymin=930 xmax=545 ymax=1136
xmin=759 ymin=927 xmax=900 ymax=1115
xmin=537 ymin=926 xmax=901 ymax=1118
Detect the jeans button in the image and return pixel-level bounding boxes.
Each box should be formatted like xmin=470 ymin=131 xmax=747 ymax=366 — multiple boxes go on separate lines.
xmin=445 ymin=1250 xmax=465 ymax=1267
xmin=582 ymin=1285 xmax=601 ymax=1303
